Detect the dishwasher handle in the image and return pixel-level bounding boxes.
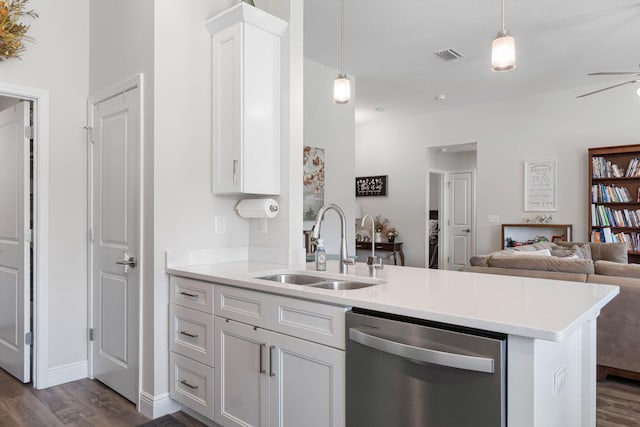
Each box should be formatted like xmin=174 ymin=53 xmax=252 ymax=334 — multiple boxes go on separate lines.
xmin=349 ymin=328 xmax=495 ymax=374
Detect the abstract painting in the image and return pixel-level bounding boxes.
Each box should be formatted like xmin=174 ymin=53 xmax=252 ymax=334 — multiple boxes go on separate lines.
xmin=303 ymin=146 xmax=325 ymax=221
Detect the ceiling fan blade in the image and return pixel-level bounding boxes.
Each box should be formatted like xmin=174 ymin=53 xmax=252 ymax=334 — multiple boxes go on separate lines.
xmin=588 ymin=72 xmax=640 ymax=76
xmin=577 ymin=80 xmax=639 ymax=98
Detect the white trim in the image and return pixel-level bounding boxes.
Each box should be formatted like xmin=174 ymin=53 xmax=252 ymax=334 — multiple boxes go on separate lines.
xmin=0 ymin=82 xmax=50 ymax=389
xmin=47 ymin=360 xmax=88 ymax=388
xmin=87 ymin=74 xmax=144 ymax=406
xmin=138 ymin=391 xmax=182 ymax=420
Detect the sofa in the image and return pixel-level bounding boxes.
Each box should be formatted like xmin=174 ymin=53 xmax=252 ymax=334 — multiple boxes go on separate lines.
xmin=462 ymin=241 xmax=640 ymax=381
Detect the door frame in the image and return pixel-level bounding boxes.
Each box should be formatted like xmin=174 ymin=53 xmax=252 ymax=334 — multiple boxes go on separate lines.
xmin=426 ymin=169 xmax=446 ymax=269
xmin=445 ymin=169 xmax=477 ymax=269
xmin=0 ymin=82 xmax=50 ymax=389
xmin=87 ymin=74 xmax=144 ymax=405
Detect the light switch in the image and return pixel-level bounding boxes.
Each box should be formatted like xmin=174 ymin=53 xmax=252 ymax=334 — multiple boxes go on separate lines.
xmin=215 ymin=216 xmax=225 ymax=234
xmin=488 ymin=214 xmax=500 ymax=223
xmin=553 ymin=365 xmax=566 ymax=396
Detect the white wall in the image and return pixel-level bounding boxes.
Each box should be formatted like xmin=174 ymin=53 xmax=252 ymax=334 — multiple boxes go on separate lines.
xmin=0 ymin=96 xmax=20 ymax=111
xmin=357 ymin=86 xmax=640 ymax=265
xmin=0 ymin=0 xmax=90 ymax=370
xmin=303 ymin=59 xmax=356 ymax=256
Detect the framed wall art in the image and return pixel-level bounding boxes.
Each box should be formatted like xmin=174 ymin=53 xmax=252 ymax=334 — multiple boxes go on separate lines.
xmin=524 ymin=160 xmax=557 ymax=211
xmin=355 ymin=175 xmax=387 ymax=197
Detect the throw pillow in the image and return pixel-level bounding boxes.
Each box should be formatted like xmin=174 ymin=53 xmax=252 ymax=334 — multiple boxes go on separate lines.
xmin=555 ymin=242 xmax=592 ymax=260
xmin=509 ymin=248 xmax=552 ymax=257
xmin=589 ymin=242 xmax=629 ymax=263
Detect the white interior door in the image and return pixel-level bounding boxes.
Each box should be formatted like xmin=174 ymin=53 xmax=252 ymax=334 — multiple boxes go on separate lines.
xmin=90 ymin=87 xmax=140 ymax=402
xmin=448 ymin=171 xmax=473 ymax=270
xmin=0 ymin=101 xmax=31 ymax=383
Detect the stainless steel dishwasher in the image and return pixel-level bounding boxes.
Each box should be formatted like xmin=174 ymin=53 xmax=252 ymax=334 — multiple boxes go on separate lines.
xmin=346 ymin=309 xmax=506 ymax=427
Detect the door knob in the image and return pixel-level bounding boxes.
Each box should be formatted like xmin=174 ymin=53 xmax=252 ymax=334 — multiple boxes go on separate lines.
xmin=463 ymin=229 xmax=471 ymax=233
xmin=116 ymin=251 xmax=137 ymax=272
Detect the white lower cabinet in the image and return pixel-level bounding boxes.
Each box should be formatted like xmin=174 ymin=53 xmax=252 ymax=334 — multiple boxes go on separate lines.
xmin=215 ymin=318 xmax=270 ymax=427
xmin=268 ymin=330 xmax=345 ymax=427
xmin=215 ymin=315 xmax=345 ymax=427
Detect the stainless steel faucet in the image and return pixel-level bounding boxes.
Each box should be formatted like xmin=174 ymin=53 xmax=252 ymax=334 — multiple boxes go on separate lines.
xmin=312 ymin=204 xmax=356 ymax=274
xmin=361 ymin=215 xmax=383 ymax=277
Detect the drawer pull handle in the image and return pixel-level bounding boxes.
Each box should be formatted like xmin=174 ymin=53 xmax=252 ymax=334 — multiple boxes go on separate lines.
xmin=180 ymin=380 xmax=199 ymax=390
xmin=180 ymin=331 xmax=199 ymax=338
xmin=269 ymin=345 xmax=276 ymax=377
xmin=259 ymin=343 xmax=266 ymax=374
xmin=180 ymin=291 xmax=198 ymax=298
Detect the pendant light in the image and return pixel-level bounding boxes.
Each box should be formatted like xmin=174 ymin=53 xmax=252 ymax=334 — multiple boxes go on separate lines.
xmin=333 ymin=0 xmax=351 ymax=104
xmin=491 ymin=0 xmax=516 ymax=72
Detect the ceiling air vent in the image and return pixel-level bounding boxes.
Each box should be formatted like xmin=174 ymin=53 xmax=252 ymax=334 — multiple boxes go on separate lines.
xmin=433 ymin=48 xmax=464 ymax=61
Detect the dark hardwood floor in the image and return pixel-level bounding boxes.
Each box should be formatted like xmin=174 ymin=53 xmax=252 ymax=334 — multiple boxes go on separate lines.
xmin=1 ymin=368 xmax=639 ymax=426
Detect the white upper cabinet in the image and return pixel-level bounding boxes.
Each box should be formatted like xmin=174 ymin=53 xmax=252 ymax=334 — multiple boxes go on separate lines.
xmin=206 ymin=4 xmax=287 ymax=195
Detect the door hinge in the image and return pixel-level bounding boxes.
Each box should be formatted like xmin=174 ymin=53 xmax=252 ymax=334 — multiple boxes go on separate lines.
xmin=24 ymin=125 xmax=33 ymax=139
xmin=25 ymin=229 xmax=32 ymax=243
xmin=447 ymin=219 xmax=450 ymax=226
xmin=89 ymin=328 xmax=94 ymax=341
xmin=88 ymin=227 xmax=95 ymax=243
xmin=447 ymin=256 xmax=450 ymax=264
xmin=447 ymin=181 xmax=451 ymax=188
xmin=84 ymin=126 xmax=95 ymax=143
xmin=25 ymin=331 xmax=33 ymax=346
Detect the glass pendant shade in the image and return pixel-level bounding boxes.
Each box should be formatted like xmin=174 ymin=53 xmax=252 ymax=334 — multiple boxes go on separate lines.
xmin=333 ymin=73 xmax=351 ymax=104
xmin=492 ymin=32 xmax=516 ymax=71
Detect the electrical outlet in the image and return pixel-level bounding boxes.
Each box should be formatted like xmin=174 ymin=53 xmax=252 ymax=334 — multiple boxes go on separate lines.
xmin=214 ymin=216 xmax=225 ymax=235
xmin=259 ymin=219 xmax=268 ymax=234
xmin=553 ymin=365 xmax=566 ymax=396
xmin=488 ymin=214 xmax=500 ymax=223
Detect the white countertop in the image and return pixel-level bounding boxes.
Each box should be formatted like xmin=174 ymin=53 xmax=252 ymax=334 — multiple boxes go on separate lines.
xmin=167 ymin=260 xmax=619 ymax=342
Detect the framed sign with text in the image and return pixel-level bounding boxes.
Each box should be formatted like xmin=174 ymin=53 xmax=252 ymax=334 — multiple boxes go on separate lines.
xmin=355 ymin=175 xmax=388 ymax=197
xmin=524 ymin=160 xmax=557 ymax=211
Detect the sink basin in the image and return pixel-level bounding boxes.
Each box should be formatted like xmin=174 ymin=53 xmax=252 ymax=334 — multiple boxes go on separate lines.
xmin=311 ymin=281 xmax=376 ymax=290
xmin=258 ymin=274 xmax=325 ymax=285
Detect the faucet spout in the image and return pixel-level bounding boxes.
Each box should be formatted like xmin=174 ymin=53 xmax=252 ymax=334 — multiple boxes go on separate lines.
xmin=312 ymin=204 xmax=354 ymax=274
xmin=361 ymin=214 xmax=384 ymax=277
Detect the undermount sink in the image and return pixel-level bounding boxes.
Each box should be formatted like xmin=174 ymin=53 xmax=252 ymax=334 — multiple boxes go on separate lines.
xmin=258 ymin=274 xmax=379 ymax=290
xmin=258 ymin=273 xmax=325 ymax=285
xmin=310 ymin=281 xmax=376 ymax=291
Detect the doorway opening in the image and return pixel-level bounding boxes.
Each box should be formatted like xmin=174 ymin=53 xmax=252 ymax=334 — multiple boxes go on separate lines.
xmin=0 ymin=83 xmax=50 ymax=389
xmin=427 ymin=143 xmax=477 ymax=270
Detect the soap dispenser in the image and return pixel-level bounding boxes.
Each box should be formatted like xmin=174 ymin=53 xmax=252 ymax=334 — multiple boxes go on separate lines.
xmin=316 ymin=239 xmax=326 ymax=271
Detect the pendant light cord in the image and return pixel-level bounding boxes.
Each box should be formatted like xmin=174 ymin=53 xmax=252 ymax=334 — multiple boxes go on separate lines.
xmin=501 ymin=0 xmax=505 ymax=34
xmin=340 ymin=0 xmax=345 ymax=75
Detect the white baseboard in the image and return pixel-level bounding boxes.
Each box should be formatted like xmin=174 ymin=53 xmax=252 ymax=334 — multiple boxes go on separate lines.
xmin=47 ymin=360 xmax=88 ymax=388
xmin=139 ymin=391 xmax=181 ymax=419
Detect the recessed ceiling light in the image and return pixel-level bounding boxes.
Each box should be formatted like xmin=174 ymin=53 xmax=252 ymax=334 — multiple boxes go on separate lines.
xmin=434 ymin=94 xmax=447 ymax=101
xmin=374 ymin=107 xmax=385 ymax=112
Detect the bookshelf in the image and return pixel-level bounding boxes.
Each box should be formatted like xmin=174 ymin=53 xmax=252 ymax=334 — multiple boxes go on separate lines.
xmin=589 ymin=144 xmax=640 ymax=263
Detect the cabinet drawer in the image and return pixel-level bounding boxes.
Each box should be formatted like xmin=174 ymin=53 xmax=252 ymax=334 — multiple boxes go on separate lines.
xmin=170 ymin=352 xmax=215 ymax=420
xmin=215 ymin=284 xmax=269 ymax=328
xmin=170 ymin=305 xmax=214 ymax=366
xmin=170 ymin=276 xmax=214 ymax=314
xmin=270 ymin=295 xmax=347 ymax=349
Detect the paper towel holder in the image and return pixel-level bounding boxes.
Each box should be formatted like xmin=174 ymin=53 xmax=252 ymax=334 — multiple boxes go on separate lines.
xmin=235 ymin=198 xmax=279 ymax=218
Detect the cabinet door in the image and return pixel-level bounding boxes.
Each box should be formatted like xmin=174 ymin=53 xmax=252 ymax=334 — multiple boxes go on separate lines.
xmin=269 ymin=332 xmax=345 ymax=427
xmin=212 ymin=23 xmax=243 ymax=194
xmin=215 ymin=317 xmax=270 ymax=427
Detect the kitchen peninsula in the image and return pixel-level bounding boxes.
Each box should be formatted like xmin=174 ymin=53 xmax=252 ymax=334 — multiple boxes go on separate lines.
xmin=166 ymin=256 xmax=618 ymax=427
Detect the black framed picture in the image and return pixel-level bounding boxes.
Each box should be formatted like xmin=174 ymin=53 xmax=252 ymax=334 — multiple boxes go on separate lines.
xmin=355 ymin=175 xmax=387 ymax=197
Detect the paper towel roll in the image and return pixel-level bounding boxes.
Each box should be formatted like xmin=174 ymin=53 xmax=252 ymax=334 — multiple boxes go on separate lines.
xmin=235 ymin=198 xmax=279 ymax=218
